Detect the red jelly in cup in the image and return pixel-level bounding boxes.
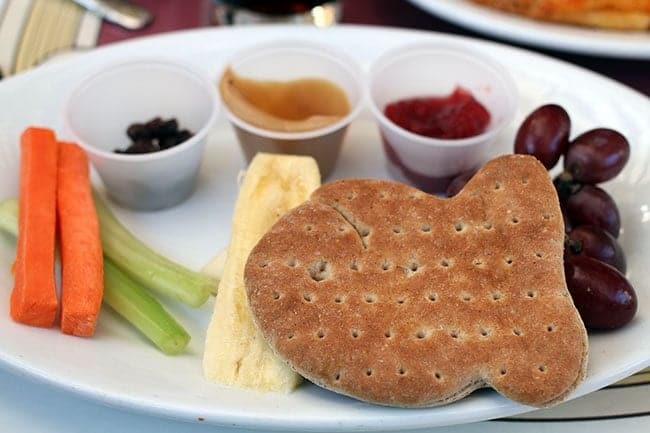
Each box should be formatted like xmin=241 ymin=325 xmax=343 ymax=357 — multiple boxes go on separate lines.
xmin=368 ymin=42 xmax=517 ymax=193
xmin=384 ymin=87 xmax=490 ymax=140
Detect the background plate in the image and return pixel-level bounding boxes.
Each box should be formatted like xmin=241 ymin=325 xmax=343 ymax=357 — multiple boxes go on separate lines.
xmin=0 ymin=25 xmax=649 ymax=432
xmin=408 ymin=0 xmax=650 ymax=59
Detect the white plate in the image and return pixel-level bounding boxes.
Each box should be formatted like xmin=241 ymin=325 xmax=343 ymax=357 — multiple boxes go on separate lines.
xmin=0 ymin=25 xmax=649 ymax=432
xmin=408 ymin=0 xmax=650 ymax=59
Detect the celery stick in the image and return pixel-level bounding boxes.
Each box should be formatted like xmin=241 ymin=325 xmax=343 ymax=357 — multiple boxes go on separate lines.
xmin=93 ymin=193 xmax=215 ymax=307
xmin=0 ymin=199 xmax=18 ymax=237
xmin=0 ymin=198 xmax=190 ymax=355
xmin=103 ymin=259 xmax=190 ymax=355
xmin=1 ymin=196 xmax=216 ymax=306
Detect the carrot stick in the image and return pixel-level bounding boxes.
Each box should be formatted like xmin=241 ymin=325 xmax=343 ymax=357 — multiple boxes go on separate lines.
xmin=57 ymin=142 xmax=103 ymax=336
xmin=11 ymin=128 xmax=59 ymax=327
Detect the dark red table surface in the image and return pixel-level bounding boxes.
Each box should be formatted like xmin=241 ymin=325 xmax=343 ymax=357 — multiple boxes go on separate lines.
xmin=98 ymin=0 xmax=650 ymax=96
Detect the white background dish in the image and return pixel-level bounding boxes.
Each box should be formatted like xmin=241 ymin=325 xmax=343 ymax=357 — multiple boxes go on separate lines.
xmin=407 ymin=0 xmax=650 ymax=59
xmin=2 ymin=366 xmax=650 ymax=433
xmin=5 ymin=369 xmax=650 ymax=433
xmin=0 ymin=25 xmax=648 ymax=432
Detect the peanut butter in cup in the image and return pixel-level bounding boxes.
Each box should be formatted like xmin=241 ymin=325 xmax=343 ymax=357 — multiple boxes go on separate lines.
xmin=218 ymin=42 xmax=364 ymax=177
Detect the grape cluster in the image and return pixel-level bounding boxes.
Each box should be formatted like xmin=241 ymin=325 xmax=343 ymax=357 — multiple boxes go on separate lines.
xmin=447 ymin=104 xmax=637 ymax=330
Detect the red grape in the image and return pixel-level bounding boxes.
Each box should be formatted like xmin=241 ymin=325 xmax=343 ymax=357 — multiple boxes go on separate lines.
xmin=514 ymin=104 xmax=571 ymax=170
xmin=564 ymin=256 xmax=636 ymax=330
xmin=566 ymin=184 xmax=621 ymax=238
xmin=564 ymin=128 xmax=630 ymax=184
xmin=446 ymin=169 xmax=477 ymax=197
xmin=566 ymin=225 xmax=626 ymax=273
xmin=554 ymin=172 xmax=581 ymax=202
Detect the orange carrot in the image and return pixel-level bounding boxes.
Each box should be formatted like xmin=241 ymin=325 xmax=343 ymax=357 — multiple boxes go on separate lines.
xmin=57 ymin=142 xmax=104 ymax=336
xmin=11 ymin=128 xmax=59 ymax=327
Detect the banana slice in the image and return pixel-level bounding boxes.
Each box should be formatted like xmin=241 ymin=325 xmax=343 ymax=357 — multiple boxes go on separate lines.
xmin=203 ymin=153 xmax=321 ymax=392
xmin=202 ymin=249 xmax=228 ymax=294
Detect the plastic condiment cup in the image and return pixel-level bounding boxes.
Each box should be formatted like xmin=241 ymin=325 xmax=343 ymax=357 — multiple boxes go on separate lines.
xmin=368 ymin=42 xmax=518 ymax=193
xmin=65 ymin=60 xmax=219 ymax=211
xmin=220 ymin=40 xmax=365 ymax=178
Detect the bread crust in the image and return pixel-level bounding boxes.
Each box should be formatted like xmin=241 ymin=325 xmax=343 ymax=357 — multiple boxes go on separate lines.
xmin=245 ymin=155 xmax=588 ymax=408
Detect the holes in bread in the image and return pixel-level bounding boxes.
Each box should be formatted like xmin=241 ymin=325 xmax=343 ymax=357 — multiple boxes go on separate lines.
xmin=338 ymin=225 xmax=346 ymax=233
xmin=364 ymin=294 xmax=377 ymax=304
xmin=454 ymin=222 xmax=466 ymax=233
xmin=303 ymin=293 xmax=314 ymax=303
xmin=538 ymin=365 xmax=547 ymax=373
xmin=316 ymin=329 xmax=326 ymax=339
xmin=527 ymin=290 xmax=537 ymax=298
xmin=404 ymin=259 xmax=420 ymax=276
xmin=365 ymin=369 xmax=373 ymax=377
xmin=384 ymin=330 xmax=392 ymax=339
xmin=334 ymin=372 xmax=341 ymax=381
xmin=535 ymin=252 xmax=544 ymax=258
xmin=461 ymin=293 xmax=472 ymax=302
xmin=272 ymin=292 xmax=281 ymax=300
xmin=360 ymin=227 xmax=371 ymax=238
xmin=346 ymin=192 xmax=355 ymax=200
xmin=522 ymin=178 xmax=529 ymax=184
xmin=415 ymin=329 xmax=428 ymax=339
xmin=287 ymin=332 xmax=295 ymax=340
xmin=381 ymin=260 xmax=392 ymax=271
xmin=547 ymin=324 xmax=556 ymax=332
xmin=421 ymin=224 xmax=432 ymax=233
xmin=350 ymin=260 xmax=360 ymax=271
xmin=426 ymin=293 xmax=438 ymax=302
xmin=449 ymin=330 xmax=460 ymax=339
xmin=491 ymin=292 xmax=503 ymax=301
xmin=309 ymin=259 xmax=331 ymax=282
xmin=334 ymin=295 xmax=345 ymax=304
xmin=472 ymin=258 xmax=486 ymax=269
xmin=395 ymin=296 xmax=406 ymax=305
xmin=350 ymin=329 xmax=360 ymax=338
xmin=434 ymin=372 xmax=443 ymax=380
xmin=513 ymin=328 xmax=523 ymax=336
xmin=483 ymin=222 xmax=493 ymax=230
xmin=479 ymin=328 xmax=490 ymax=337
xmin=398 ymin=367 xmax=407 ymax=376
xmin=542 ymin=213 xmax=551 ymax=220
xmin=440 ymin=259 xmax=452 ymax=268
xmin=499 ymin=368 xmax=507 ymax=376
xmin=305 ymin=225 xmax=313 ymax=232
xmin=392 ymin=226 xmax=402 ymax=234
xmin=259 ymin=260 xmax=269 ymax=268
xmin=286 ymin=257 xmax=297 ymax=268
xmin=494 ymin=182 xmax=502 ymax=191
xmin=504 ymin=257 xmax=513 ymax=265
xmin=510 ymin=216 xmax=520 ymax=224
xmin=379 ymin=191 xmax=388 ymax=199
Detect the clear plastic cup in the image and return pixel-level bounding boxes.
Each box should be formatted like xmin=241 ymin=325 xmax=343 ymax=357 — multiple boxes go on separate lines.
xmin=368 ymin=42 xmax=518 ymax=193
xmin=220 ymin=40 xmax=364 ymax=178
xmin=65 ymin=60 xmax=219 ymax=210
